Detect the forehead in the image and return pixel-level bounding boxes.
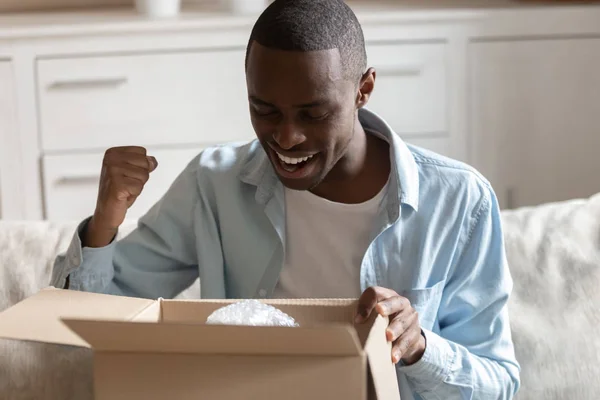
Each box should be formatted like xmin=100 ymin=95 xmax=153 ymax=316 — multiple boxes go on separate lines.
xmin=246 ymin=41 xmax=349 ymax=104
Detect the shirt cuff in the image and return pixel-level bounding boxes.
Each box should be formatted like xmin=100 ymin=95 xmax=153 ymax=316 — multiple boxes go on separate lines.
xmin=49 ymin=217 xmax=117 ymax=291
xmin=396 ymin=329 xmax=454 ymax=390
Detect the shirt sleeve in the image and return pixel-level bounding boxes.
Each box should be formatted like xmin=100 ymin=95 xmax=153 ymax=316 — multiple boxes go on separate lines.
xmin=398 ymin=185 xmax=521 ymax=399
xmin=49 ymin=160 xmax=207 ymax=299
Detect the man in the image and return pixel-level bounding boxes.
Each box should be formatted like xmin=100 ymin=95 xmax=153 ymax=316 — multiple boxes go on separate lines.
xmin=51 ymin=0 xmax=520 ymax=398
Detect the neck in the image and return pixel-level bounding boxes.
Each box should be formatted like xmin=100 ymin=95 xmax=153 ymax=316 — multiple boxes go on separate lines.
xmin=310 ymin=118 xmax=391 ymax=204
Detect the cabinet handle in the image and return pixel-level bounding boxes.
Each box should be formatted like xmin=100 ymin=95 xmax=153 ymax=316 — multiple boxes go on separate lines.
xmin=375 ymin=64 xmax=423 ymax=77
xmin=48 ymin=77 xmax=128 ymax=90
xmin=55 ymin=174 xmax=100 ymax=185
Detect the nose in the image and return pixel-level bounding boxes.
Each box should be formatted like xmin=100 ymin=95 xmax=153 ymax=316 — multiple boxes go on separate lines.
xmin=273 ymin=120 xmax=306 ymax=150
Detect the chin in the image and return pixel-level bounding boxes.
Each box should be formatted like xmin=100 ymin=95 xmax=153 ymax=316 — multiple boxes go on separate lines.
xmin=276 ymin=175 xmax=320 ymax=191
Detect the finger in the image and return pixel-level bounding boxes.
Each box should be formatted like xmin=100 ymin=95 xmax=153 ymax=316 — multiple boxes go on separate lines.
xmin=109 ymin=164 xmax=150 ymax=184
xmin=105 ymin=152 xmax=153 ymax=171
xmin=112 ymin=177 xmax=144 ymax=201
xmin=123 ymin=153 xmax=154 ymax=170
xmin=376 ymin=295 xmax=410 ymax=317
xmin=391 ymin=324 xmax=421 ymax=364
xmin=113 ymin=146 xmax=147 ymax=155
xmin=386 ymin=308 xmax=418 ymax=342
xmin=147 ymin=156 xmax=158 ymax=172
xmin=355 ymin=286 xmax=398 ymax=323
xmin=123 ymin=154 xmax=157 ymax=172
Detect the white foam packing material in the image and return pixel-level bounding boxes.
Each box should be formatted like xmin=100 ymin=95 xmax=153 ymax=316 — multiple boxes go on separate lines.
xmin=205 ymin=299 xmax=299 ymax=327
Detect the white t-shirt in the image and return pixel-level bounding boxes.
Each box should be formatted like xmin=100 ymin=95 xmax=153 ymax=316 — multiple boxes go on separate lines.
xmin=272 ymin=181 xmax=388 ymax=299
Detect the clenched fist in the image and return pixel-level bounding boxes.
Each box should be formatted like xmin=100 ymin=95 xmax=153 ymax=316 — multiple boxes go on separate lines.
xmin=84 ymin=146 xmax=157 ymax=248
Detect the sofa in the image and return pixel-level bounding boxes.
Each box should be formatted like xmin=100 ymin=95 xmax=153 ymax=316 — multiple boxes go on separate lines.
xmin=1 ymin=193 xmax=599 ymax=400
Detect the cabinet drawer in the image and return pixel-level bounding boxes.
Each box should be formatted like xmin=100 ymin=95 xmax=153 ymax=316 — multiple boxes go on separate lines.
xmin=366 ymin=42 xmax=448 ymax=136
xmin=42 ymin=147 xmax=204 ymax=220
xmin=36 ymin=50 xmax=253 ymax=151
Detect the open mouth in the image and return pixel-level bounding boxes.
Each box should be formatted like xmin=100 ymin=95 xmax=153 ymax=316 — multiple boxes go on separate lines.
xmin=272 ymin=150 xmax=319 ymax=179
xmin=276 ymin=153 xmax=315 ymax=172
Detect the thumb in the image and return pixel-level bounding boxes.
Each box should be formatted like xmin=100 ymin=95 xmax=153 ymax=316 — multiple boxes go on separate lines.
xmin=147 ymin=156 xmax=158 ymax=172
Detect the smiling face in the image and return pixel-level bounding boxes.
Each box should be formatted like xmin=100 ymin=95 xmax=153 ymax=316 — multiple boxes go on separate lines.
xmin=246 ymin=42 xmax=371 ymax=191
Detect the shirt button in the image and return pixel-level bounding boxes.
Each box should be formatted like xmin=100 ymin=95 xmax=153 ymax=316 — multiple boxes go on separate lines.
xmin=258 ymin=289 xmax=267 ymax=298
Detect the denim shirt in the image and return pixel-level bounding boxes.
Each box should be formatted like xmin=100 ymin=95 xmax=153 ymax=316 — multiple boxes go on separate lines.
xmin=51 ymin=109 xmax=520 ymax=400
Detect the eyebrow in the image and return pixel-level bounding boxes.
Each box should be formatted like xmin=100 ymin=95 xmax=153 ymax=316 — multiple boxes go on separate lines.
xmin=249 ymin=96 xmax=326 ymax=109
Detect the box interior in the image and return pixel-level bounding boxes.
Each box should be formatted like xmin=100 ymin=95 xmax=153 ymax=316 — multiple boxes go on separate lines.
xmin=156 ymin=298 xmax=375 ymax=348
xmin=56 ymin=298 xmax=378 ymax=356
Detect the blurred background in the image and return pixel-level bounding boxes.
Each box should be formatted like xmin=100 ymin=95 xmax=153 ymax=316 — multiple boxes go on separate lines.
xmin=2 ymin=4 xmax=600 ymax=400
xmin=1 ymin=0 xmax=599 ymax=221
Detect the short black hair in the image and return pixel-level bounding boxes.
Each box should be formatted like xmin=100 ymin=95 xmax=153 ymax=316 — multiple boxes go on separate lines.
xmin=245 ymin=0 xmax=367 ymax=82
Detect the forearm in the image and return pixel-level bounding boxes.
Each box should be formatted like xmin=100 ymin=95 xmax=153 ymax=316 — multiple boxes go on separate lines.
xmin=83 ymin=214 xmax=118 ymax=248
xmin=51 ymin=213 xmax=200 ymax=300
xmin=399 ymin=330 xmax=520 ymax=400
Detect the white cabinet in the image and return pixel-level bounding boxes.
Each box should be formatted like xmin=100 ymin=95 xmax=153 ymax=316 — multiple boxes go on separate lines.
xmin=366 ymin=42 xmax=448 ymax=138
xmin=37 ymin=50 xmax=252 ymax=152
xmin=470 ymin=37 xmax=600 ymax=209
xmin=34 ymin=49 xmax=257 ymax=221
xmin=0 ymin=60 xmax=18 ymax=219
xmin=42 ymin=147 xmax=205 ymax=220
xmin=366 ymin=41 xmax=454 ymax=158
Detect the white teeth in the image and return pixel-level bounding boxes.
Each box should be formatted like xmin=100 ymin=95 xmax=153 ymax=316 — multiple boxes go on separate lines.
xmin=276 ymin=153 xmax=314 ymax=165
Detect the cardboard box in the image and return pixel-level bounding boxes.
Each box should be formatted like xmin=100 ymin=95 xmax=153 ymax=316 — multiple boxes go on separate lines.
xmin=0 ymin=287 xmax=400 ymax=400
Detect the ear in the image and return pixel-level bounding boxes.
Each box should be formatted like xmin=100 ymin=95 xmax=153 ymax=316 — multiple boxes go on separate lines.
xmin=355 ymin=67 xmax=376 ymax=109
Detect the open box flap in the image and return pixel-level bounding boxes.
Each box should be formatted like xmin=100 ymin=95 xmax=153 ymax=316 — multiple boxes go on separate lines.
xmin=364 ymin=314 xmax=401 ymax=400
xmin=0 ymin=287 xmax=154 ymax=347
xmin=61 ymin=318 xmax=364 ymax=356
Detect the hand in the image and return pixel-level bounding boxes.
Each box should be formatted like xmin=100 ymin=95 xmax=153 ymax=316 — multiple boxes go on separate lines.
xmin=356 ymin=286 xmax=426 ymax=365
xmin=84 ymin=146 xmax=157 ymax=248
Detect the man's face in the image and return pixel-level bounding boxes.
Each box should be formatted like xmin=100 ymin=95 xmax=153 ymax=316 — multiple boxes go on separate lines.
xmin=245 ymin=42 xmax=361 ymax=191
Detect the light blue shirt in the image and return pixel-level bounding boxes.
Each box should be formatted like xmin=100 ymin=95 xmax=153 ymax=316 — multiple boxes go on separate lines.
xmin=51 ymin=109 xmax=520 ymax=400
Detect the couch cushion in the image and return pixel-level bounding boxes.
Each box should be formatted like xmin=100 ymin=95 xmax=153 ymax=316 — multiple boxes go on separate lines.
xmin=502 ymin=193 xmax=600 ymax=399
xmin=0 ymin=221 xmax=80 ymax=312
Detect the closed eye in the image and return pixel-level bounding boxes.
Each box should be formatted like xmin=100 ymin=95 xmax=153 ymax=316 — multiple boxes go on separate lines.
xmin=301 ymin=111 xmax=330 ymax=121
xmin=251 ymin=106 xmax=279 ymax=117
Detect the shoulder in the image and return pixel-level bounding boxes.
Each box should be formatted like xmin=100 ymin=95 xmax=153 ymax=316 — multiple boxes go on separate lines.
xmin=405 ymin=146 xmax=502 ymax=273
xmin=163 ymin=139 xmax=262 ymax=201
xmin=180 ymin=139 xmax=267 ymax=205
xmin=406 ymin=144 xmax=497 ymax=248
xmin=172 ymin=139 xmax=263 ymax=189
xmin=409 ymin=144 xmax=494 ymax=211
xmin=188 ymin=139 xmax=261 ymax=174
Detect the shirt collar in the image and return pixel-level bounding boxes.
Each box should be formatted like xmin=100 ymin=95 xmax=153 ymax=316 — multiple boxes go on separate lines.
xmin=239 ymin=108 xmax=420 ymax=213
